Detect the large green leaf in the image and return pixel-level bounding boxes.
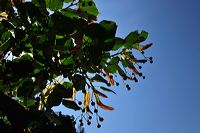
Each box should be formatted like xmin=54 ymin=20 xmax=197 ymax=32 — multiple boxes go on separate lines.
xmin=61 ymin=56 xmax=74 ymax=66
xmin=46 ymin=84 xmax=68 ymax=108
xmin=62 ymin=100 xmax=81 ymax=111
xmin=100 ymin=20 xmax=117 ymax=38
xmin=139 ymin=30 xmax=148 ymax=42
xmin=45 ymin=0 xmax=63 ymax=11
xmin=79 ymin=0 xmax=99 ymax=17
xmin=125 ymin=31 xmax=139 ymax=45
xmin=0 ymin=31 xmax=12 ymax=52
xmin=125 ymin=31 xmax=149 ymax=48
xmin=112 ymin=37 xmax=124 ymax=50
xmin=72 ymin=74 xmax=85 ymax=91
xmin=17 ymin=78 xmax=34 ymax=97
xmin=51 ymin=12 xmax=75 ymax=35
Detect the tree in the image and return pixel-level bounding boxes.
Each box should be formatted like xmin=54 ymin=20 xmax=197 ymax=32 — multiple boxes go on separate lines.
xmin=0 ymin=0 xmax=153 ymax=132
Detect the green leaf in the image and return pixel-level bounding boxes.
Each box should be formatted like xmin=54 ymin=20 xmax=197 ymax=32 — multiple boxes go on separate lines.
xmin=109 ymin=57 xmax=120 ymax=65
xmin=17 ymin=78 xmax=34 ymax=97
xmin=91 ymin=74 xmax=109 ymax=85
xmin=101 ymin=38 xmax=115 ymax=51
xmin=0 ymin=31 xmax=12 ymax=52
xmin=105 ymin=65 xmax=117 ymax=73
xmin=112 ymin=37 xmax=124 ymax=50
xmin=18 ymin=97 xmax=36 ymax=107
xmin=116 ymin=65 xmax=129 ymax=79
xmin=64 ymin=0 xmax=73 ymax=2
xmin=45 ymin=0 xmax=63 ymax=11
xmin=139 ymin=30 xmax=148 ymax=42
xmin=124 ymin=43 xmax=139 ymax=49
xmin=100 ymin=20 xmax=117 ymax=38
xmin=125 ymin=31 xmax=139 ymax=43
xmin=79 ymin=0 xmax=99 ymax=17
xmin=62 ymin=100 xmax=81 ymax=111
xmin=124 ymin=31 xmax=148 ymax=48
xmin=0 ymin=80 xmax=9 ymax=92
xmin=1 ymin=31 xmax=11 ymax=42
xmin=93 ymin=86 xmax=108 ymax=98
xmin=61 ymin=8 xmax=80 ymax=19
xmin=46 ymin=84 xmax=68 ymax=107
xmin=100 ymin=86 xmax=116 ymax=95
xmin=61 ymin=56 xmax=74 ymax=66
xmin=72 ymin=74 xmax=86 ymax=91
xmin=51 ymin=12 xmax=75 ymax=35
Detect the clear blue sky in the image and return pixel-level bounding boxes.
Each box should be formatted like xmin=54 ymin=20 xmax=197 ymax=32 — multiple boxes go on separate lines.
xmin=59 ymin=0 xmax=200 ymax=133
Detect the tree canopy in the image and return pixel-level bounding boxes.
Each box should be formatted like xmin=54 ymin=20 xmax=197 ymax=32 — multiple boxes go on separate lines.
xmin=0 ymin=0 xmax=153 ymax=132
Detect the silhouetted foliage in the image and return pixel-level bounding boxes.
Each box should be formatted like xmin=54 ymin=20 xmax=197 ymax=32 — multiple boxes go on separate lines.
xmin=0 ymin=0 xmax=153 ymax=132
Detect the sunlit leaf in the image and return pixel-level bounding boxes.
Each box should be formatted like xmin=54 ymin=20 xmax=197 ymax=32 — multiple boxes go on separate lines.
xmin=86 ymin=106 xmax=93 ymax=114
xmin=94 ymin=93 xmax=114 ymax=111
xmin=84 ymin=90 xmax=90 ymax=108
xmin=128 ymin=65 xmax=140 ymax=75
xmin=45 ymin=0 xmax=63 ymax=11
xmin=138 ymin=43 xmax=153 ymax=51
xmin=106 ymin=73 xmax=114 ymax=86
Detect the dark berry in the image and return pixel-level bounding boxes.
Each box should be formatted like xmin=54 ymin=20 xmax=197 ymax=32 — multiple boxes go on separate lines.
xmin=138 ymin=66 xmax=142 ymax=69
xmin=79 ymin=119 xmax=83 ymax=123
xmin=103 ymin=73 xmax=106 ymax=77
xmin=143 ymin=76 xmax=146 ymax=79
xmin=126 ymin=84 xmax=129 ymax=88
xmin=150 ymin=60 xmax=153 ymax=64
xmin=91 ymin=101 xmax=95 ymax=106
xmin=97 ymin=124 xmax=101 ymax=128
xmin=82 ymin=89 xmax=86 ymax=93
xmin=110 ymin=75 xmax=113 ymax=78
xmin=116 ymin=82 xmax=119 ymax=86
xmin=73 ymin=121 xmax=76 ymax=125
xmin=87 ymin=121 xmax=91 ymax=125
xmin=82 ymin=108 xmax=85 ymax=113
xmin=94 ymin=109 xmax=98 ymax=113
xmin=141 ymin=51 xmax=145 ymax=54
xmin=88 ymin=1 xmax=93 ymax=6
xmin=139 ymin=73 xmax=143 ymax=77
xmin=123 ymin=77 xmax=127 ymax=80
xmin=89 ymin=116 xmax=92 ymax=120
xmin=99 ymin=117 xmax=104 ymax=122
xmin=80 ymin=122 xmax=83 ymax=126
xmin=78 ymin=101 xmax=82 ymax=105
xmin=149 ymin=57 xmax=153 ymax=60
xmin=107 ymin=83 xmax=111 ymax=87
xmin=133 ymin=77 xmax=138 ymax=82
xmin=82 ymin=3 xmax=85 ymax=7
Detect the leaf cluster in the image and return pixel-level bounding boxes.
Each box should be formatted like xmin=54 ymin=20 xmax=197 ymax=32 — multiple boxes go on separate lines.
xmin=0 ymin=0 xmax=153 ymax=132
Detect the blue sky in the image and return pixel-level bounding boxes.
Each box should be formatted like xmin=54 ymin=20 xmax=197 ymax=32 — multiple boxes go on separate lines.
xmin=77 ymin=0 xmax=200 ymax=133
